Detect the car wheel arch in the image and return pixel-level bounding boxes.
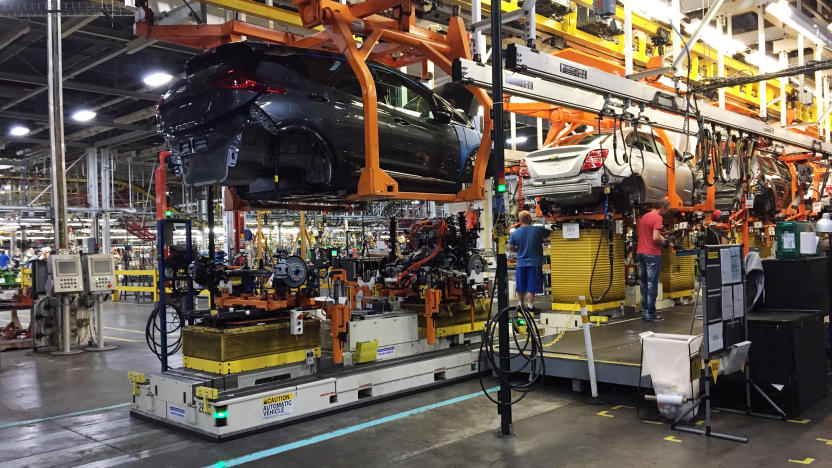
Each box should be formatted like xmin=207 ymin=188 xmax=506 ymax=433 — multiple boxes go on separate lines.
xmin=271 ymin=121 xmax=339 ymax=186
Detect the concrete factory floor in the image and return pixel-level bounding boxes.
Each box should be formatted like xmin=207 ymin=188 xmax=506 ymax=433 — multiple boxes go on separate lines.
xmin=1 ymin=302 xmax=831 ymax=468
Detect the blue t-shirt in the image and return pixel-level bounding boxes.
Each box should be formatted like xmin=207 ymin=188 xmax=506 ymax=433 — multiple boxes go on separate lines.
xmin=508 ymin=225 xmax=550 ymax=267
xmin=0 ymin=253 xmax=9 ymax=268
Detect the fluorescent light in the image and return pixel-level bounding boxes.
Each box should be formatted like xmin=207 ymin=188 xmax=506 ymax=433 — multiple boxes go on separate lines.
xmin=71 ymin=109 xmax=96 ymax=122
xmin=506 ymin=136 xmax=528 ymax=144
xmin=746 ymin=51 xmax=784 ymax=72
xmin=143 ymin=71 xmax=173 ymax=88
xmin=767 ymin=0 xmax=832 ymax=47
xmin=684 ymin=20 xmax=747 ymax=55
xmin=634 ymin=0 xmax=683 ymax=22
xmin=9 ymin=125 xmax=29 ymax=136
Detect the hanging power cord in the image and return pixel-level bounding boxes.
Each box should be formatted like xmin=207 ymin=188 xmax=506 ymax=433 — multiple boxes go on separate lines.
xmin=146 ymin=301 xmax=184 ymax=363
xmin=589 ymin=199 xmax=614 ymax=303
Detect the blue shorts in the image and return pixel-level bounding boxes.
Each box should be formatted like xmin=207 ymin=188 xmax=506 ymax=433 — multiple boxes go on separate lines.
xmin=515 ymin=265 xmax=543 ymax=294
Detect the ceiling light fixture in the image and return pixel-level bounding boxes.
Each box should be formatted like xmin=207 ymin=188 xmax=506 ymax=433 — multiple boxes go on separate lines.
xmin=142 ymin=71 xmax=173 ymax=88
xmin=9 ymin=125 xmax=30 ymax=136
xmin=767 ymin=0 xmax=832 ymax=47
xmin=71 ymin=109 xmax=96 ymax=122
xmin=506 ymin=136 xmax=529 ymax=145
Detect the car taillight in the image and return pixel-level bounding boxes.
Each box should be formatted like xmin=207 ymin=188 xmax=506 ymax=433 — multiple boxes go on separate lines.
xmin=581 ymin=149 xmax=608 ymax=172
xmin=519 ymin=159 xmax=530 ymax=178
xmin=213 ymin=70 xmax=285 ymax=94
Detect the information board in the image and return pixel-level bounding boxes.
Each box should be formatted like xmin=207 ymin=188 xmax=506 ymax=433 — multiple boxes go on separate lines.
xmin=701 ymin=244 xmax=746 ymax=359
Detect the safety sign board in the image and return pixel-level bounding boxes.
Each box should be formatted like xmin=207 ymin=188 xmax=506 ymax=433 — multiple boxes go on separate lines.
xmin=262 ymin=392 xmax=294 ymax=420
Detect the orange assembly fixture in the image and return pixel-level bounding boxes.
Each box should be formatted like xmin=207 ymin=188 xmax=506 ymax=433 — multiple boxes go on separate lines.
xmin=137 ymin=0 xmax=493 ymax=203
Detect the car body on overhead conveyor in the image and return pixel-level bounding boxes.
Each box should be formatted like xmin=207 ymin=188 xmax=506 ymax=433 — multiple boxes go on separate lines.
xmin=157 ymin=42 xmax=482 ymax=204
xmin=520 ymin=129 xmax=793 ymax=217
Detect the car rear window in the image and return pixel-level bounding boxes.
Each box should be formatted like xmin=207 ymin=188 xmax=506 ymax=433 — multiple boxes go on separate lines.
xmin=260 ymin=53 xmax=362 ymax=96
xmin=557 ymin=132 xmax=611 ymax=146
xmin=186 ymin=43 xmax=262 ymax=76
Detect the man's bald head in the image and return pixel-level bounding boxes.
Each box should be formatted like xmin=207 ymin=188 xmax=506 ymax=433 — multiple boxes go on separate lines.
xmin=518 ymin=210 xmax=532 ymax=225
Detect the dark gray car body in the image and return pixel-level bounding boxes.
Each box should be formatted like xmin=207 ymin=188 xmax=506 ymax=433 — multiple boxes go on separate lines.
xmin=157 ymin=42 xmax=481 ymax=201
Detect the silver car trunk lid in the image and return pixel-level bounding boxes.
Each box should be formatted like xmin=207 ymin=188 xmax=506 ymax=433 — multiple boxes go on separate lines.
xmin=525 ymin=145 xmax=594 ymax=179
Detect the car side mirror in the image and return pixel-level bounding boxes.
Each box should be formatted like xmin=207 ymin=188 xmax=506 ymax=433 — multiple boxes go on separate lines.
xmin=434 ymin=109 xmax=452 ymax=124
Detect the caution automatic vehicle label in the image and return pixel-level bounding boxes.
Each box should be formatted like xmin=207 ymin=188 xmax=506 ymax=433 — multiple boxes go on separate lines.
xmin=262 ymin=392 xmax=294 ymax=420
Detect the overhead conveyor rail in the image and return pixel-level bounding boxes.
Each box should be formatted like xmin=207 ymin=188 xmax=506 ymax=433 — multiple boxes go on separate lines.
xmin=455 ymin=44 xmax=832 ymax=155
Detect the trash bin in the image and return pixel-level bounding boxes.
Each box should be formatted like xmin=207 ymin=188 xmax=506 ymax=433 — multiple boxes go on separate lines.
xmin=639 ymin=332 xmax=703 ymax=421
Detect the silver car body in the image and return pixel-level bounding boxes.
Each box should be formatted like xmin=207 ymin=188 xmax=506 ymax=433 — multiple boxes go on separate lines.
xmin=523 ymin=129 xmax=695 ymax=206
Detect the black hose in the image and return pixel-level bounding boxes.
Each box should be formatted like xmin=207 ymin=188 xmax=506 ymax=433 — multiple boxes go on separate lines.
xmin=146 ymin=302 xmax=184 ymax=363
xmin=589 ymin=211 xmax=614 ymax=303
xmin=478 ymin=285 xmax=546 ymax=406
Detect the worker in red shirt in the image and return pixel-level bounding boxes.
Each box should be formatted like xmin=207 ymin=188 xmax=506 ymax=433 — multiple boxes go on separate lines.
xmin=637 ymin=199 xmax=671 ymax=322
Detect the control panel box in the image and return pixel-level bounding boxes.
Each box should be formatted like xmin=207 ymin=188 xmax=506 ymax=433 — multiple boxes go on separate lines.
xmin=289 ymin=310 xmax=304 ymax=335
xmin=50 ymin=254 xmax=85 ymax=293
xmin=83 ymin=254 xmax=116 ymax=292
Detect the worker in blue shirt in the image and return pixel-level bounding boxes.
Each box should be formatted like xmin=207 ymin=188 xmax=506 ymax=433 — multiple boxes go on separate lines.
xmin=0 ymin=250 xmax=9 ymax=268
xmin=508 ymin=211 xmax=551 ymax=311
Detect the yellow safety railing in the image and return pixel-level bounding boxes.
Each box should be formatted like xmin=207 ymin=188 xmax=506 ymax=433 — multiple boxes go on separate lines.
xmin=113 ymin=269 xmax=212 ymax=303
xmin=113 ymin=269 xmax=158 ymax=302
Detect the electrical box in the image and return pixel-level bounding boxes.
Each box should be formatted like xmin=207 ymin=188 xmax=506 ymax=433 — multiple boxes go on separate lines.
xmin=83 ymin=253 xmax=116 ymax=292
xmin=78 ymin=237 xmax=96 ymax=254
xmin=775 ymin=221 xmax=810 ymax=259
xmin=50 ymin=254 xmax=85 ymax=293
xmin=289 ymin=310 xmax=304 ymax=335
xmin=799 ymin=88 xmax=814 ymax=107
xmin=593 ymin=0 xmax=616 ymax=17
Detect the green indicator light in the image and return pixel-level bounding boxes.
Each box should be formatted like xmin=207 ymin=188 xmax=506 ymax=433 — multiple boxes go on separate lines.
xmin=214 ymin=410 xmax=228 ymax=419
xmin=497 ymin=183 xmax=507 ymax=193
xmin=514 ymin=318 xmax=525 ymax=326
xmin=165 ymin=210 xmax=172 ymax=217
xmin=331 ymin=249 xmax=338 ymax=256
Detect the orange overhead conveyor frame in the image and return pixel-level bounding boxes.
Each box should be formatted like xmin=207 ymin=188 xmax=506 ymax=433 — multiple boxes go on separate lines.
xmin=136 ymin=0 xmax=494 ymax=203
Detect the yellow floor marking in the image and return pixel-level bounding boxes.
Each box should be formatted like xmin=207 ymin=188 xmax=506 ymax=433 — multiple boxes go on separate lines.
xmin=788 ymin=458 xmax=815 ymax=465
xmin=788 ymin=419 xmax=811 ymax=424
xmin=664 ymin=436 xmax=682 ymax=443
xmin=612 ymin=405 xmax=633 ymax=410
xmin=642 ymin=420 xmax=663 ymax=425
xmin=103 ymin=335 xmax=137 ymax=342
xmin=596 ymin=411 xmax=614 ymax=418
xmin=695 ymin=420 xmax=705 ymax=426
xmin=104 ymin=326 xmax=145 ymax=335
xmin=816 ymin=438 xmax=832 ymax=445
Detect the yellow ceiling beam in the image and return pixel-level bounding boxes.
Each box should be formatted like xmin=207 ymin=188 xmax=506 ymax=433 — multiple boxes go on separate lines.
xmin=200 ymin=0 xmax=306 ymax=28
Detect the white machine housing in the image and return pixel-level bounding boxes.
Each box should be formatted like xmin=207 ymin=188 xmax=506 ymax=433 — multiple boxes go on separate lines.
xmin=50 ymin=254 xmax=85 ymax=293
xmin=83 ymin=254 xmax=116 ymax=292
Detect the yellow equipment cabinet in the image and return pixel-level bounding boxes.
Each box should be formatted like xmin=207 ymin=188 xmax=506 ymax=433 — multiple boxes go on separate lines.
xmin=550 ymin=229 xmax=626 ymax=309
xmin=182 ymin=320 xmax=321 ymax=374
xmin=660 ymin=250 xmax=695 ymax=295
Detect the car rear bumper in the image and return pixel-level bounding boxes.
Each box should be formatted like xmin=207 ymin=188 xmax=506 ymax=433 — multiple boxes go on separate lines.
xmin=523 ymin=172 xmax=604 ymax=204
xmin=167 ymin=113 xmax=262 ymax=186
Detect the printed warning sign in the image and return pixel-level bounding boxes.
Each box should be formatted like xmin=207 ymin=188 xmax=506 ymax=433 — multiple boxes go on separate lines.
xmin=262 ymin=392 xmax=294 ymax=420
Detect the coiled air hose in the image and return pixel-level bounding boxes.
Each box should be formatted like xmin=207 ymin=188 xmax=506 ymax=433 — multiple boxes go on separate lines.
xmin=146 ymin=302 xmax=184 ymax=363
xmin=478 ymin=300 xmax=546 ymax=406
